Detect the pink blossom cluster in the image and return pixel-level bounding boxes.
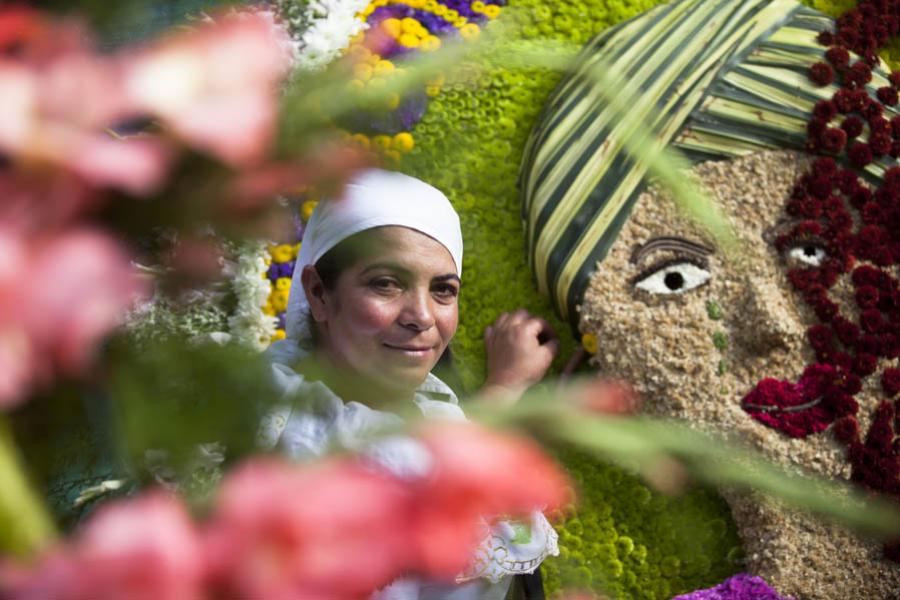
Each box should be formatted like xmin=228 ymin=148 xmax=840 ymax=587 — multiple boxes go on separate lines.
xmin=0 ymin=6 xmax=295 ymax=408
xmin=1 ymin=422 xmax=570 ymax=600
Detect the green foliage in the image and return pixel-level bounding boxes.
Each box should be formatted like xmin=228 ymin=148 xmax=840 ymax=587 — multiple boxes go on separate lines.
xmin=543 ymin=448 xmax=743 ymax=599
xmin=106 ymin=336 xmax=277 ymax=486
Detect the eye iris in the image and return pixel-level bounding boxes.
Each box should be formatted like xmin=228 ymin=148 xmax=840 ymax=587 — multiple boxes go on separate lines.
xmin=803 ymin=246 xmax=818 ymax=257
xmin=664 ymin=271 xmax=684 ymax=291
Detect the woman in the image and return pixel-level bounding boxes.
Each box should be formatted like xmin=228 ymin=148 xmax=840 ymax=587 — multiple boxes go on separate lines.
xmin=259 ymin=168 xmax=561 ymax=599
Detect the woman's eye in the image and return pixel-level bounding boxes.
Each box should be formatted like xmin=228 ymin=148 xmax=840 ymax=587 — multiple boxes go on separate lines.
xmin=633 ymin=261 xmax=711 ymax=295
xmin=432 ymin=284 xmax=458 ymax=299
xmin=786 ymin=243 xmax=827 ymax=267
xmin=370 ymin=278 xmax=401 ymax=292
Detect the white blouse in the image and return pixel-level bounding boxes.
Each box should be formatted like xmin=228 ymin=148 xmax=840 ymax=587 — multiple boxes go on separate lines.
xmin=259 ymin=340 xmax=559 ymax=600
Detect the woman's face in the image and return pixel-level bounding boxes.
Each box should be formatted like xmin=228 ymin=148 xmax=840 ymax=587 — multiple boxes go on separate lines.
xmin=306 ymin=226 xmax=460 ymax=399
xmin=580 ymin=150 xmax=885 ymax=475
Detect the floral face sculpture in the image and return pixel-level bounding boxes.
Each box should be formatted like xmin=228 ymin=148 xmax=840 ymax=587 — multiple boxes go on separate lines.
xmin=521 ymin=0 xmax=900 ymax=598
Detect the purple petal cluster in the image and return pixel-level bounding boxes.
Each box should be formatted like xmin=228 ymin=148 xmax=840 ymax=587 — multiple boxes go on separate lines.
xmin=673 ymin=574 xmax=795 ymax=600
xmin=267 ymin=260 xmax=294 ymax=282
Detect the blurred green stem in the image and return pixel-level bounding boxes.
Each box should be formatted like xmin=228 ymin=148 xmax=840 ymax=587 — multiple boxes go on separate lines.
xmin=0 ymin=415 xmax=56 ymax=558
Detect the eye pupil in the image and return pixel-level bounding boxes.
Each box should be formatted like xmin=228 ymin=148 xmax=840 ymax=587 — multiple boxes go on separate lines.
xmin=664 ymin=271 xmax=684 ymax=291
xmin=803 ymin=246 xmax=817 ymax=257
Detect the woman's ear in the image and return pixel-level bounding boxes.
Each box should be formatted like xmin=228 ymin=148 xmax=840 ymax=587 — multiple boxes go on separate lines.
xmin=301 ymin=265 xmax=329 ymax=322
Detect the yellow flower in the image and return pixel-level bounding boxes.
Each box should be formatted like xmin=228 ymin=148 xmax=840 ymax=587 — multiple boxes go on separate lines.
xmin=262 ymin=301 xmax=276 ymax=316
xmin=353 ymin=62 xmax=373 ymax=82
xmin=581 ymin=332 xmax=598 ymax=355
xmin=372 ymin=0 xmax=387 ymax=6
xmin=455 ymin=17 xmax=468 ymax=27
xmin=372 ymin=135 xmax=392 ymax=151
xmin=301 ymin=199 xmax=318 ymax=222
xmin=271 ymin=289 xmax=290 ymax=313
xmin=398 ymin=33 xmax=420 ymax=47
xmin=433 ymin=4 xmax=447 ymax=16
xmin=420 ymin=35 xmax=441 ymax=52
xmin=483 ymin=4 xmax=500 ymax=18
xmin=349 ymin=31 xmax=366 ymax=45
xmin=426 ymin=84 xmax=442 ymax=97
xmin=382 ymin=18 xmax=402 ymax=38
xmin=347 ymin=79 xmax=365 ymax=92
xmin=401 ymin=17 xmax=420 ymax=33
xmin=384 ymin=149 xmax=402 ymax=165
xmin=407 ymin=0 xmax=425 ymax=7
xmin=360 ymin=5 xmax=374 ymax=17
xmin=423 ymin=0 xmax=437 ymax=10
xmin=269 ymin=244 xmax=294 ymax=263
xmin=445 ymin=9 xmax=459 ymax=20
xmin=350 ymin=133 xmax=370 ymax=150
xmin=367 ymin=76 xmax=387 ymax=89
xmin=374 ymin=60 xmax=395 ymax=78
xmin=427 ymin=73 xmax=446 ymax=87
xmin=459 ymin=23 xmax=480 ymax=40
xmin=271 ymin=329 xmax=286 ymax=342
xmin=471 ymin=0 xmax=486 ymax=11
xmin=275 ymin=277 xmax=292 ymax=291
xmin=392 ymin=132 xmax=415 ymax=153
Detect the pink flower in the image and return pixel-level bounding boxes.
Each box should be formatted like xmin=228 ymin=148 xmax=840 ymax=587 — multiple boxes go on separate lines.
xmin=124 ymin=11 xmax=292 ymax=167
xmin=3 ymin=493 xmax=203 ymax=600
xmin=0 ymin=9 xmax=170 ymax=195
xmin=0 ymin=228 xmax=144 ymax=408
xmin=27 ymin=229 xmax=145 ymax=376
xmin=206 ymin=458 xmax=414 ymax=600
xmin=410 ymin=422 xmax=570 ymax=579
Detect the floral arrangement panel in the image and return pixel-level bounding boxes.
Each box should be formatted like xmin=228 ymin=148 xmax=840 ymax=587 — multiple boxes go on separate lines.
xmin=521 ymin=0 xmax=900 ymax=597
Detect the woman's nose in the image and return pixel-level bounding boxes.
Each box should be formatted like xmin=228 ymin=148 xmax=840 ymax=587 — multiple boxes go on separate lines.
xmin=399 ymin=289 xmax=436 ymax=331
xmin=730 ymin=275 xmax=805 ymax=355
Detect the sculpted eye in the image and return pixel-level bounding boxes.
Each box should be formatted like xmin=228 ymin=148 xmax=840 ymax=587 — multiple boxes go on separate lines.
xmin=633 ymin=261 xmax=711 ymax=295
xmin=786 ymin=243 xmax=827 ymax=267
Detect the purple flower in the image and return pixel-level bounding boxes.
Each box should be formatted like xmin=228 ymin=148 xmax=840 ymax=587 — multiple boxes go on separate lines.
xmin=672 ymin=574 xmax=796 ymax=600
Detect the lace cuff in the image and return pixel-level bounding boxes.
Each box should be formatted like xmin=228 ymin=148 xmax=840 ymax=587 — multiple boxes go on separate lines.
xmin=456 ymin=511 xmax=559 ymax=584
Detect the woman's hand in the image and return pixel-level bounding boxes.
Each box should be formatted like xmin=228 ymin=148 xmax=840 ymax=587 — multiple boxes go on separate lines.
xmin=481 ymin=309 xmax=559 ymax=405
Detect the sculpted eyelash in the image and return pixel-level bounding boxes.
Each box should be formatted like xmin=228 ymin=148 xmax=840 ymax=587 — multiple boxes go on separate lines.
xmin=630 ymin=255 xmax=709 ymax=286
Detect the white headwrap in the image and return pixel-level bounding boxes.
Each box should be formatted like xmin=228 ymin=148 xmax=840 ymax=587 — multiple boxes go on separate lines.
xmin=283 ymin=168 xmax=463 ymax=349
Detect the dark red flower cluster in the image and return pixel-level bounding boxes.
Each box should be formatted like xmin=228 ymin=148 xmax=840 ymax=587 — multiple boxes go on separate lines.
xmin=756 ymin=0 xmax=900 ymax=562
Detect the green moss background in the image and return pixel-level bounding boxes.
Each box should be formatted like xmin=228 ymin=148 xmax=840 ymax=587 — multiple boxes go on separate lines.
xmin=398 ymin=0 xmax=900 ymax=596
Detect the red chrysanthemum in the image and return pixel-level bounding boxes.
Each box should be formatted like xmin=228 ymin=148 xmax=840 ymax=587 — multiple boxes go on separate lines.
xmin=878 ymin=86 xmax=900 ymax=106
xmin=832 ymin=415 xmax=860 ymax=444
xmin=881 ymin=368 xmax=900 ymax=397
xmin=825 ymin=45 xmax=851 ymax=68
xmin=833 ymin=88 xmax=855 ymax=113
xmin=848 ymin=141 xmax=873 ymax=166
xmin=841 ymin=116 xmax=865 ymax=138
xmin=820 ymin=128 xmax=847 ymax=154
xmin=809 ymin=61 xmax=835 ymax=86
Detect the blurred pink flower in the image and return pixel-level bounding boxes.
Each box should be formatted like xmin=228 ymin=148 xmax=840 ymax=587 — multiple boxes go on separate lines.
xmin=2 ymin=493 xmax=204 ymax=600
xmin=124 ymin=11 xmax=292 ymax=167
xmin=410 ymin=422 xmax=571 ymax=579
xmin=0 ymin=9 xmax=170 ymax=196
xmin=0 ymin=228 xmax=144 ymax=408
xmin=206 ymin=458 xmax=414 ymax=600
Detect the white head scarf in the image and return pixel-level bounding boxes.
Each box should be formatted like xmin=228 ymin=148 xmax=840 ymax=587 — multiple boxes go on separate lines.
xmin=283 ymin=168 xmax=463 ymax=350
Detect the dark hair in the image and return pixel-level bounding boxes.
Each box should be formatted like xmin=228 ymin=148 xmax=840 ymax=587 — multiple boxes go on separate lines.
xmin=313 ymin=229 xmax=380 ymax=290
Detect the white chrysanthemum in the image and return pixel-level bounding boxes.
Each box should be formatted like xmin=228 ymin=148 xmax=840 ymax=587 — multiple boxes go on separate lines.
xmin=275 ymin=0 xmax=371 ymax=71
xmin=228 ymin=242 xmax=277 ymax=350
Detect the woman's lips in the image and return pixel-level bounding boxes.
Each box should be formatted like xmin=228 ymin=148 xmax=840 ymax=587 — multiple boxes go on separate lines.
xmin=740 ymin=363 xmax=843 ymax=438
xmin=382 ymin=342 xmax=434 ymax=356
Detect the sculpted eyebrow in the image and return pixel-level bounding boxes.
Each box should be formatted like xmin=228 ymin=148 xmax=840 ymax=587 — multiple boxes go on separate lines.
xmin=630 ymin=236 xmax=714 ymax=264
